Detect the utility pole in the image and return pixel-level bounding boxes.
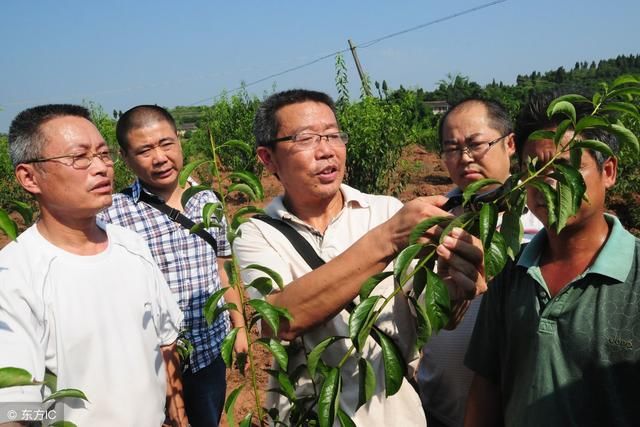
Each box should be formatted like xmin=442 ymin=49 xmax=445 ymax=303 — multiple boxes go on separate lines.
xmin=348 ymin=39 xmax=372 ymax=97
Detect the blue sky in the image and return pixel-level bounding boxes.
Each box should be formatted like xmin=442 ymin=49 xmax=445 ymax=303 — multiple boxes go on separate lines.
xmin=1 ymin=0 xmax=638 ymax=132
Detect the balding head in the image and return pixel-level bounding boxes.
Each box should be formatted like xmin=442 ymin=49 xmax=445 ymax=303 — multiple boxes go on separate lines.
xmin=116 ymin=105 xmax=177 ymax=152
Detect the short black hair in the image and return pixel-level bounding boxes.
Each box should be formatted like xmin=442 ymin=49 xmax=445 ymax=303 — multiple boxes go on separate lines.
xmin=438 ymin=97 xmax=513 ymax=148
xmin=514 ymin=92 xmax=616 ymax=168
xmin=254 ymin=89 xmax=337 ymax=147
xmin=116 ymin=105 xmax=177 ymax=151
xmin=8 ymin=104 xmax=92 ymax=167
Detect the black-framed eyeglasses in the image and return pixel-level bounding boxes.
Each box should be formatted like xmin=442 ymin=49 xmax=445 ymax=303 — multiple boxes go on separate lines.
xmin=266 ymin=131 xmax=349 ymax=147
xmin=23 ymin=149 xmax=115 ymax=170
xmin=441 ymin=134 xmax=511 ymax=160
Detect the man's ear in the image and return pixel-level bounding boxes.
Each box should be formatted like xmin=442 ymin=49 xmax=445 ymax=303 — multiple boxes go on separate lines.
xmin=602 ymin=155 xmax=617 ymax=189
xmin=120 ymin=147 xmax=132 ymax=167
xmin=505 ymin=132 xmax=516 ymax=157
xmin=256 ymin=146 xmax=277 ymax=175
xmin=15 ymin=164 xmax=42 ymax=195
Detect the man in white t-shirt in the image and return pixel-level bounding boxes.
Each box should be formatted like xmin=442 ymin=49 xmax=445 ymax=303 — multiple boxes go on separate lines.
xmin=417 ymin=98 xmax=543 ymax=427
xmin=0 ymin=104 xmax=187 ymax=426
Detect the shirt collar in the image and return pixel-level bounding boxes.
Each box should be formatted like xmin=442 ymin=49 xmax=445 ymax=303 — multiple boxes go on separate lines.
xmin=266 ymin=183 xmax=370 ymax=222
xmin=517 ymin=213 xmax=636 ymax=283
xmin=130 ymin=177 xmax=198 ymax=204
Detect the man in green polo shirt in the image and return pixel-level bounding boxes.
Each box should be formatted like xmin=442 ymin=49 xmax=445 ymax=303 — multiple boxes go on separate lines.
xmin=463 ymin=94 xmax=640 ymax=427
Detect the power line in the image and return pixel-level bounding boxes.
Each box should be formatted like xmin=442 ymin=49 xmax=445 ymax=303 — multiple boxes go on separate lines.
xmin=189 ymin=0 xmax=507 ymax=106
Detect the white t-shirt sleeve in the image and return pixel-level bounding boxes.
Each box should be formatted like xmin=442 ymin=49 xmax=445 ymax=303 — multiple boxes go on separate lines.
xmin=151 ymin=258 xmax=183 ymax=346
xmin=0 ymin=259 xmax=46 ymax=403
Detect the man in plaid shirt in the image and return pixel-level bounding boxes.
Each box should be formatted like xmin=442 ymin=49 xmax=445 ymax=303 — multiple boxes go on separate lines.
xmin=98 ymin=105 xmax=247 ymax=427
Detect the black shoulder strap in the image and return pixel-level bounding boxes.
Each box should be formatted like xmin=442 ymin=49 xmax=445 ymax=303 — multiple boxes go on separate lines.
xmin=252 ymin=214 xmax=325 ymax=269
xmin=120 ymin=187 xmax=218 ymax=253
xmin=252 ymin=215 xmax=376 ymax=322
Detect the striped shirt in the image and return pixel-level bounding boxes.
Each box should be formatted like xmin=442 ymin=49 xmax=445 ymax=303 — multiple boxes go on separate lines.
xmin=98 ymin=179 xmax=231 ymax=372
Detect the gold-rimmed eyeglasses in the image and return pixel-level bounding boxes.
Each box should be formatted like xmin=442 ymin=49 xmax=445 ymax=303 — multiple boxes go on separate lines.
xmin=23 ymin=149 xmax=115 ymax=170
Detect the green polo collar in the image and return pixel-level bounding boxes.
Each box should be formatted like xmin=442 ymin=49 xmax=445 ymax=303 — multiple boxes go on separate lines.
xmin=517 ymin=214 xmax=635 ymax=283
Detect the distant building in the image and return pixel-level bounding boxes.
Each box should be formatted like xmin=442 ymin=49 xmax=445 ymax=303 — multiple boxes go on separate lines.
xmin=424 ymin=100 xmax=450 ymax=115
xmin=177 ymin=122 xmax=198 ymax=137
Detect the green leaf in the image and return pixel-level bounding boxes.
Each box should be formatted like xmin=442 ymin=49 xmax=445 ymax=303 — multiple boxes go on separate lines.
xmin=202 ymin=202 xmax=224 ymax=228
xmin=10 ymin=200 xmax=33 ymax=225
xmin=231 ymin=206 xmax=265 ymax=230
xmin=239 ymin=412 xmax=253 ymax=427
xmin=203 ymin=287 xmax=229 ymax=325
xmin=318 ymin=367 xmax=341 ymax=427
xmin=248 ymin=299 xmax=284 ymax=334
xmin=570 ymin=145 xmax=583 ymax=169
xmin=527 ymin=130 xmax=556 ymax=141
xmin=554 ymin=178 xmax=573 ymax=232
xmin=438 ymin=212 xmax=476 ymax=245
xmin=0 ymin=366 xmax=34 ymax=388
xmin=189 ymin=222 xmax=205 ymax=235
xmin=224 ymin=384 xmax=245 ymax=427
xmin=409 ymin=296 xmax=432 ymax=349
xmin=548 ymin=93 xmax=591 ymax=107
xmin=485 ymin=230 xmax=508 ymax=279
xmin=553 ymin=119 xmax=574 ymax=146
xmin=573 ymin=139 xmax=614 ymax=159
xmin=221 ymin=327 xmax=240 ymax=367
xmin=247 ymin=276 xmax=274 ymax=296
xmin=611 ymin=74 xmax=639 ymax=88
xmin=462 ymin=178 xmax=501 ymax=206
xmin=50 ymin=421 xmax=78 ymax=427
xmin=181 ymin=184 xmax=210 ymax=209
xmin=357 ymin=357 xmax=376 ymax=410
xmin=337 ymin=406 xmax=357 ymax=427
xmin=228 ymin=183 xmax=257 ymax=201
xmin=349 ymin=296 xmax=381 ymax=352
xmin=609 ymin=123 xmax=639 ymax=155
xmin=393 ymin=243 xmax=422 ymax=283
xmin=359 ymin=271 xmax=393 ymax=300
xmin=424 ymin=269 xmax=451 ymax=332
xmin=478 ymin=203 xmax=498 ymax=251
xmin=245 ymin=264 xmax=284 ymax=291
xmin=574 ymin=115 xmax=609 ymax=134
xmin=276 ymin=370 xmax=296 ymax=402
xmin=229 ymin=171 xmax=264 ymax=201
xmin=206 ymin=302 xmax=237 ymax=327
xmin=179 ymin=159 xmax=213 ymax=187
xmin=224 ymin=260 xmax=239 ymax=288
xmin=0 ymin=210 xmax=18 ymax=241
xmin=500 ymin=208 xmax=524 ymax=260
xmin=412 ymin=264 xmax=429 ymax=299
xmin=218 ymin=139 xmax=254 ymax=157
xmin=372 ymin=329 xmax=405 ymax=397
xmin=547 ymin=100 xmax=576 ymax=123
xmin=600 ymin=102 xmax=640 ymax=121
xmin=307 ymin=336 xmax=345 ymax=378
xmin=527 ymin=180 xmax=557 ymax=227
xmin=408 ymin=216 xmax=449 ymax=245
xmin=592 ymin=91 xmax=602 ymax=106
xmin=269 ymin=338 xmax=288 ymax=371
xmin=43 ymin=369 xmax=57 ymax=393
xmin=43 ymin=388 xmax=88 ymax=403
xmin=607 ymin=86 xmax=640 ymax=99
xmin=553 ymin=163 xmax=586 ymax=213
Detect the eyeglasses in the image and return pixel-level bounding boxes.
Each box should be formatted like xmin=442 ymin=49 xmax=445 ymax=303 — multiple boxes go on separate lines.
xmin=441 ymin=134 xmax=510 ymax=160
xmin=24 ymin=149 xmax=115 ymax=169
xmin=266 ymin=131 xmax=349 ymax=147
